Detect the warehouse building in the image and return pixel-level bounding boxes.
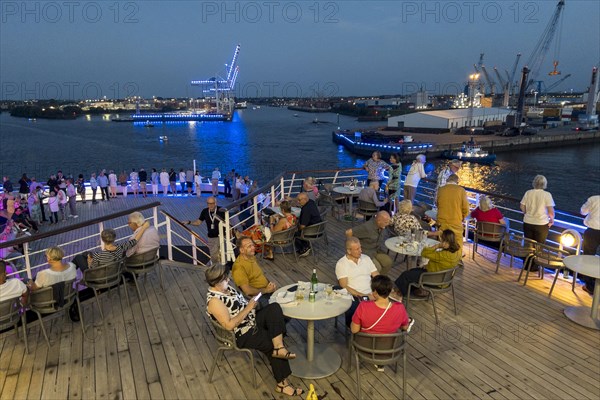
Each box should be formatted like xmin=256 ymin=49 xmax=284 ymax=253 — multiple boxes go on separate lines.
xmin=387 ymin=107 xmax=511 ymax=130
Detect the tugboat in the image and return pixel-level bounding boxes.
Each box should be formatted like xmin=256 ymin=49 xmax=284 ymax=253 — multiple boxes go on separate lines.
xmin=442 ymin=137 xmax=496 ymax=164
xmin=159 ymin=136 xmax=168 ymax=141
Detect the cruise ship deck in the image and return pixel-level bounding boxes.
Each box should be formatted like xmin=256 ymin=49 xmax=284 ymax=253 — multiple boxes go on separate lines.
xmin=1 ymin=195 xmax=598 ymax=400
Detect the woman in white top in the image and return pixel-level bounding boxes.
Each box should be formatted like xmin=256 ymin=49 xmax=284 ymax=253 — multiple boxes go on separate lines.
xmin=151 ymin=168 xmax=159 ymax=196
xmin=520 ymin=175 xmax=555 ymax=244
xmin=403 ymin=154 xmax=427 ymax=204
xmin=108 ymin=170 xmax=118 ymax=198
xmin=194 ymin=171 xmax=203 ymax=197
xmin=159 ymin=169 xmax=170 ymax=196
xmin=28 ymin=246 xmax=77 ymax=291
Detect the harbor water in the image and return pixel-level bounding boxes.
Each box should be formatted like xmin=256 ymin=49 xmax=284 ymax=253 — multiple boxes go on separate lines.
xmin=1 ymin=108 xmax=598 ymax=214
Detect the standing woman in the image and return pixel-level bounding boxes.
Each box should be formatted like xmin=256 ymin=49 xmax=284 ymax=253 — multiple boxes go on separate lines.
xmin=403 ymin=154 xmax=427 ymax=204
xmin=151 ymin=168 xmax=159 ymax=196
xmin=194 ymin=171 xmax=203 ymax=197
xmin=89 ymin=173 xmax=98 ymax=204
xmin=205 ymin=264 xmax=303 ymax=396
xmin=363 ymin=151 xmax=390 ymax=187
xmin=118 ymin=171 xmax=129 ymax=197
xmin=108 ymin=170 xmax=118 ymax=198
xmin=520 ymin=175 xmax=555 ymax=244
xmin=385 ymin=153 xmax=402 ymax=212
xmin=159 ymin=168 xmax=169 ymax=196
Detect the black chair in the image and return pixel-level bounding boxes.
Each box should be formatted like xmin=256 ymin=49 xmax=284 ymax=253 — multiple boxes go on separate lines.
xmin=123 ymin=248 xmax=163 ymax=300
xmin=406 ymin=266 xmax=459 ymax=325
xmin=353 ymin=200 xmax=379 ymax=225
xmin=208 ymin=319 xmax=258 ymax=388
xmin=495 ymin=231 xmax=536 ymax=273
xmin=349 ymin=331 xmax=408 ymax=400
xmin=29 ymin=279 xmax=85 ymax=347
xmin=263 ymin=225 xmax=298 ymax=261
xmin=83 ymin=260 xmax=126 ymax=320
xmin=300 ymin=221 xmax=329 ymax=261
xmin=518 ymin=242 xmax=572 ymax=297
xmin=472 ymin=221 xmax=506 ymax=260
xmin=0 ymin=295 xmax=28 ymax=353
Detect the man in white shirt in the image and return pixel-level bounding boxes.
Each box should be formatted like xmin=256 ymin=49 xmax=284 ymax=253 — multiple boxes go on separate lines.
xmin=0 ymin=260 xmax=27 ymax=303
xmin=125 ymin=212 xmax=160 ymax=258
xmin=335 ymin=237 xmax=379 ymax=326
xmin=580 ymin=195 xmax=600 ymax=295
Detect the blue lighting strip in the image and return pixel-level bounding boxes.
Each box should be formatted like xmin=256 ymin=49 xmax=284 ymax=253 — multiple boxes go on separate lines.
xmin=335 ymin=133 xmax=433 ymax=151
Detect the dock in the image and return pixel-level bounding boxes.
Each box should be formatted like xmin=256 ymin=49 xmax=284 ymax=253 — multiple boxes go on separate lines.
xmin=1 ymin=194 xmax=598 ymax=399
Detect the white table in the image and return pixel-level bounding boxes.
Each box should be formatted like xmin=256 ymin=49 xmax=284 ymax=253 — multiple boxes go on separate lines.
xmin=425 ymin=209 xmax=472 ymax=242
xmin=562 ymin=255 xmax=600 ymax=330
xmin=333 ymin=186 xmax=362 ymax=221
xmin=269 ymin=206 xmax=301 ymax=218
xmin=385 ymin=237 xmax=439 ymax=269
xmin=271 ymin=283 xmax=352 ymax=379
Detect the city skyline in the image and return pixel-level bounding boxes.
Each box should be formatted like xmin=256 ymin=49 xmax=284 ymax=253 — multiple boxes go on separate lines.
xmin=1 ymin=1 xmax=599 ymax=100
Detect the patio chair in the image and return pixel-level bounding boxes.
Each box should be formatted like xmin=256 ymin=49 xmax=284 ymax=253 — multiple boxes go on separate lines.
xmin=495 ymin=231 xmax=536 ymax=273
xmin=263 ymin=225 xmax=298 ymax=261
xmin=29 ymin=279 xmax=85 ymax=347
xmin=353 ymin=200 xmax=378 ymax=225
xmin=123 ymin=248 xmax=163 ymax=301
xmin=472 ymin=221 xmax=506 ymax=260
xmin=83 ymin=260 xmax=126 ymax=320
xmin=518 ymin=242 xmax=572 ymax=297
xmin=300 ymin=221 xmax=329 ymax=261
xmin=317 ymin=191 xmax=344 ymax=220
xmin=349 ymin=331 xmax=408 ymax=400
xmin=0 ymin=295 xmax=28 ymax=353
xmin=207 ymin=319 xmax=258 ymax=388
xmin=406 ymin=266 xmax=459 ymax=325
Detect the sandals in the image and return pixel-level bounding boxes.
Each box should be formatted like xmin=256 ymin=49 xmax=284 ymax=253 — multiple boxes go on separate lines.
xmin=272 ymin=347 xmax=296 ymax=360
xmin=275 ymin=383 xmax=304 ymax=397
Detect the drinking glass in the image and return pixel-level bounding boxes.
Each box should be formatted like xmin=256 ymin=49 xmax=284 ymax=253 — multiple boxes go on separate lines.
xmin=325 ymin=284 xmax=334 ymax=303
xmin=295 ymin=287 xmax=305 ymax=301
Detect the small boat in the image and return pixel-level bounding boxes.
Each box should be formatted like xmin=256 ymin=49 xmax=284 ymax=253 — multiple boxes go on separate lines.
xmin=144 ymin=121 xmax=154 ymax=128
xmin=159 ymin=136 xmax=168 ymax=141
xmin=294 ymin=114 xmax=299 ymax=117
xmin=442 ymin=138 xmax=496 ymax=164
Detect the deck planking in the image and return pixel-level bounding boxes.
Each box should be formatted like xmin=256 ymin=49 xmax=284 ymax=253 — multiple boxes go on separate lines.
xmin=1 ymin=195 xmax=599 ymax=399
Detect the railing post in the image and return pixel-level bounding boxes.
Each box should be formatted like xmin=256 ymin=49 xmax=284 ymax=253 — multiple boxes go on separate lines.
xmin=221 ymin=210 xmax=234 ymax=263
xmin=279 ymin=177 xmax=285 ymax=200
xmin=191 ymin=234 xmax=198 ymax=266
xmin=166 ymin=218 xmax=173 ymax=261
xmin=271 ymin=185 xmax=276 ymax=206
xmin=287 ymin=173 xmax=296 ymax=198
xmin=98 ymin=221 xmax=104 ymax=249
xmin=253 ymin=196 xmax=259 ymax=226
xmin=23 ymin=242 xmax=32 ymax=280
xmin=333 ymin=171 xmax=340 ymax=184
xmin=153 ymin=206 xmax=159 ymax=226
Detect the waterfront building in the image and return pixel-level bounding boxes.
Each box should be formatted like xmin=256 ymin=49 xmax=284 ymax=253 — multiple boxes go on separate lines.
xmin=387 ymin=107 xmax=511 ymax=130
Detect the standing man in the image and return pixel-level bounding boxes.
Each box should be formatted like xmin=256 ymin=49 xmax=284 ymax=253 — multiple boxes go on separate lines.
xmin=125 ymin=211 xmax=160 ymax=257
xmin=335 ymin=237 xmax=379 ymax=326
xmin=185 ymin=168 xmax=194 ymax=196
xmin=97 ymin=170 xmax=109 ymax=201
xmin=296 ymin=192 xmax=322 ymax=257
xmin=232 ymin=236 xmax=277 ymax=304
xmin=66 ymin=178 xmax=78 ymax=218
xmin=139 ymin=168 xmax=148 ymax=198
xmin=224 ymin=169 xmax=235 ymax=198
xmin=345 ymin=211 xmax=393 ymax=274
xmin=435 ymin=160 xmax=462 ymax=201
xmin=185 ymin=197 xmax=225 ymax=265
xmin=436 ymin=174 xmax=469 ymax=255
xmin=211 ymin=168 xmax=221 ymax=197
xmin=580 ymin=195 xmax=600 ymax=295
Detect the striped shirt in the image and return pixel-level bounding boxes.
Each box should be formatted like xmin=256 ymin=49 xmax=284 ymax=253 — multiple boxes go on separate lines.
xmin=90 ymin=240 xmax=137 ymax=268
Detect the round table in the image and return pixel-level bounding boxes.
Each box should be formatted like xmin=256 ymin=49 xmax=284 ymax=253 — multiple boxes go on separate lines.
xmin=385 ymin=236 xmax=439 ymax=269
xmin=562 ymin=255 xmax=600 ymax=330
xmin=333 ymin=186 xmax=363 ymax=221
xmin=271 ymin=283 xmax=352 ymax=378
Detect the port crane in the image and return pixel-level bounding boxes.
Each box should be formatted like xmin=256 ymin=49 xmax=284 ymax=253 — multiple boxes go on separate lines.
xmin=576 ymin=67 xmax=599 ymax=130
xmin=525 ymin=0 xmax=565 ymax=90
xmin=191 ymin=44 xmax=241 ymax=116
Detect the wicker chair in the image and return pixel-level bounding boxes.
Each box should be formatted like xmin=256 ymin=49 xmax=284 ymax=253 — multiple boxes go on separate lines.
xmin=207 ymin=319 xmax=257 ymax=388
xmin=349 ymin=331 xmax=408 ymax=400
xmin=0 ymin=295 xmax=28 ymax=353
xmin=29 ymin=279 xmax=85 ymax=347
xmin=406 ymin=266 xmax=459 ymax=324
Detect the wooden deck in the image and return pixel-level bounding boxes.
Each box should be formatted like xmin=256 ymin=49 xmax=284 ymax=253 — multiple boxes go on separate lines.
xmin=1 ymin=195 xmax=599 ymax=400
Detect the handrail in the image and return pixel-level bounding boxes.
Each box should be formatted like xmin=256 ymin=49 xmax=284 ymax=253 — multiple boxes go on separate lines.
xmin=223 ymin=172 xmax=285 ymax=211
xmin=0 ymin=201 xmax=162 ymax=249
xmin=160 ymin=210 xmax=208 ymax=245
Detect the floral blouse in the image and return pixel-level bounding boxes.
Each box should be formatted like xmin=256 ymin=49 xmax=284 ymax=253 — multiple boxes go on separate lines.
xmin=207 ymin=285 xmax=256 ymax=338
xmin=387 ymin=163 xmax=402 ymax=191
xmin=392 ymin=213 xmax=422 ymax=235
xmin=364 ymin=158 xmax=390 ymax=181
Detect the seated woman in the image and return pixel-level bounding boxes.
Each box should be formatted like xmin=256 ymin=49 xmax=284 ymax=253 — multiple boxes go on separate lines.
xmin=391 ymin=200 xmax=422 ymax=236
xmin=205 ymin=264 xmax=303 ymax=397
xmin=351 ymin=275 xmax=410 ymax=335
xmin=269 ymin=201 xmax=298 ymax=233
xmin=72 ymin=221 xmax=151 ymax=271
xmin=470 ymin=195 xmax=506 ymax=225
xmin=28 ymin=246 xmax=77 ymax=291
xmin=394 ymin=230 xmax=461 ymax=298
xmin=302 ymin=177 xmax=319 ymax=201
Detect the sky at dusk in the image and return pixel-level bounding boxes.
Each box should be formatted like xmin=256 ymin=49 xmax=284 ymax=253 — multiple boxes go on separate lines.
xmin=1 ymin=0 xmax=598 ymax=100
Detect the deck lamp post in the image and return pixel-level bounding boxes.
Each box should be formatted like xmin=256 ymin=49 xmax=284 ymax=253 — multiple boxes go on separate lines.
xmin=560 ymin=229 xmax=582 ymax=279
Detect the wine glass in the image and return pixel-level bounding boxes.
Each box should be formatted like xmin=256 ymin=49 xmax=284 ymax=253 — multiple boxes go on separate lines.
xmin=325 ymin=284 xmax=334 ymax=303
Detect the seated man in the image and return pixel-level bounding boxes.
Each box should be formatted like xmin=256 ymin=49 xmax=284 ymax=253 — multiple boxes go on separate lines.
xmin=295 ymin=192 xmax=322 ymax=257
xmin=125 ymin=211 xmax=160 ymax=258
xmin=345 ymin=211 xmax=393 ymax=275
xmin=0 ymin=260 xmax=27 ymax=303
xmin=335 ymin=237 xmax=379 ymax=326
xmin=232 ymin=236 xmax=277 ymax=305
xmin=358 ymin=181 xmax=388 ymax=219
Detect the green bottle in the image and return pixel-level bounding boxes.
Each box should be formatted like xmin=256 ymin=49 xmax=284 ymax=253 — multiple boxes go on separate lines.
xmin=310 ymin=268 xmax=318 ymax=298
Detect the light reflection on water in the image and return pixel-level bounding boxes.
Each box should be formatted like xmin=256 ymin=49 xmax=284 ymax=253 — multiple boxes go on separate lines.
xmin=1 ymin=108 xmax=598 ymax=214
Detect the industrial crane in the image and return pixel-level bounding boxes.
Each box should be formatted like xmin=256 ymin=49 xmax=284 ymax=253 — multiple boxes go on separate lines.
xmin=480 ymin=66 xmax=496 ymax=96
xmin=525 ymin=0 xmax=565 ymax=90
xmin=507 ymin=53 xmax=522 ymax=95
xmin=545 ymin=73 xmax=571 ymax=92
